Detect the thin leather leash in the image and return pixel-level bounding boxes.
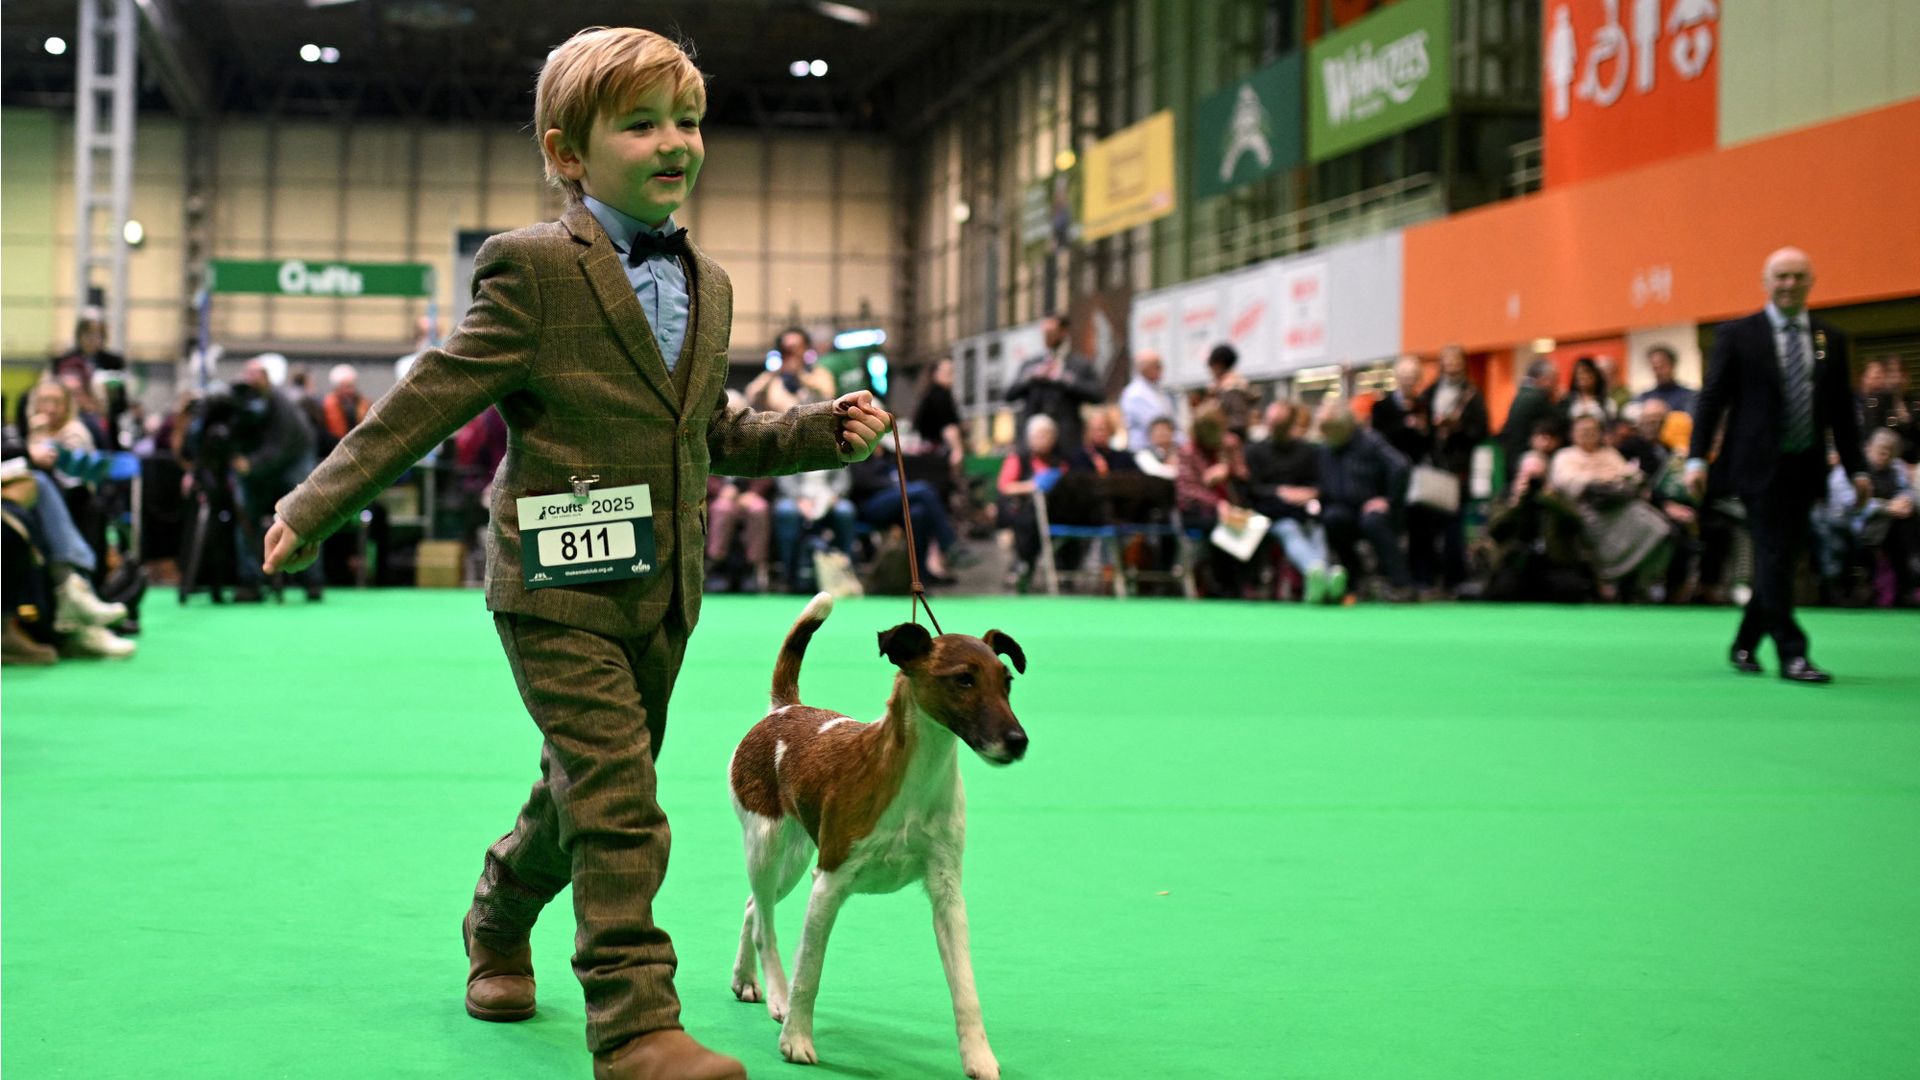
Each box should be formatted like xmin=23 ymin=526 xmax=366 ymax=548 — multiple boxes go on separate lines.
xmin=842 ymin=402 xmax=942 ymax=635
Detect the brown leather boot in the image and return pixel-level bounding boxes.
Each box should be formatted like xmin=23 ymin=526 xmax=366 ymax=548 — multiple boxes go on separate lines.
xmin=463 ymin=911 xmax=535 ymax=1022
xmin=2 ymin=617 xmax=58 ymax=666
xmin=591 ymin=1030 xmax=747 ymax=1080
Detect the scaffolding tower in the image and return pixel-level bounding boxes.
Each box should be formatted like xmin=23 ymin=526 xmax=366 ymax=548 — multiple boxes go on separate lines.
xmin=72 ymin=0 xmax=138 ymax=352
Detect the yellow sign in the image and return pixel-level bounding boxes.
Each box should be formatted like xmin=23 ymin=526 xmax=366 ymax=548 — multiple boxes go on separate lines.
xmin=1080 ymin=110 xmax=1177 ymax=241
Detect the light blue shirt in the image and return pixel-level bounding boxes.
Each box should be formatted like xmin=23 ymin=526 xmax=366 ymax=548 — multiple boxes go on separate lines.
xmin=584 ymin=195 xmax=690 ymax=372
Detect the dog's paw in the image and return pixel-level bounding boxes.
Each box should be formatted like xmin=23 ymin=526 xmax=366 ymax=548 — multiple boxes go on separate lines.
xmin=731 ymin=976 xmax=761 ymax=1004
xmin=765 ymin=992 xmax=788 ymax=1024
xmin=961 ymin=1047 xmax=1000 ymax=1080
xmin=779 ymin=1026 xmax=817 ymax=1065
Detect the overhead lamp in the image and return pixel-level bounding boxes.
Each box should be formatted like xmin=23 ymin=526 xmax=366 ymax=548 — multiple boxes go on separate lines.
xmin=45 ymin=36 xmax=68 ymax=56
xmin=300 ymin=43 xmax=322 ymax=62
xmin=809 ymin=59 xmax=829 ymax=77
xmin=320 ymin=46 xmax=341 ymax=64
xmin=833 ymin=328 xmax=886 ymax=350
xmin=951 ymin=201 xmax=971 ymax=224
xmin=1530 ymin=337 xmax=1557 ymax=354
xmin=789 ymin=60 xmax=810 ymax=78
xmin=1054 ymin=149 xmax=1077 ymax=172
xmin=123 ymin=220 xmax=146 ymax=247
xmin=811 ymin=2 xmax=875 ymax=28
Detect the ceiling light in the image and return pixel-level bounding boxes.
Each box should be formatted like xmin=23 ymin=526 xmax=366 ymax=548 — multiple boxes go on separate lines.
xmin=790 ymin=60 xmax=810 ymax=78
xmin=811 ymin=2 xmax=874 ymax=28
xmin=45 ymin=37 xmax=68 ymax=56
xmin=320 ymin=46 xmax=341 ymax=63
xmin=300 ymin=43 xmax=322 ymax=62
xmin=1531 ymin=337 xmax=1557 ymax=354
xmin=1055 ymin=149 xmax=1077 ymax=172
xmin=809 ymin=60 xmax=829 ymax=77
xmin=123 ymin=220 xmax=145 ymax=247
xmin=951 ymin=201 xmax=971 ymax=224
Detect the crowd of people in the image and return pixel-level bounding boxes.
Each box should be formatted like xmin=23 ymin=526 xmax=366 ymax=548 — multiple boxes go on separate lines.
xmin=10 ymin=307 xmax=1916 ymax=657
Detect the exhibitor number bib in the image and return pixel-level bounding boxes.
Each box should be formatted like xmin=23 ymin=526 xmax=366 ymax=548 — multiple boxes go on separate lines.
xmin=516 ymin=483 xmax=659 ymax=590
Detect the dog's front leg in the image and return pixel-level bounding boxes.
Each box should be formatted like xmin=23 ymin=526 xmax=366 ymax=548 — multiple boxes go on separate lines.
xmin=780 ymin=868 xmax=851 ymax=1065
xmin=928 ymin=860 xmax=999 ymax=1080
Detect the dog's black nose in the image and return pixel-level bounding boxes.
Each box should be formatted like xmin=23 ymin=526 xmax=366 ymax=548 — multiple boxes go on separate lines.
xmin=1005 ymin=728 xmax=1029 ymax=760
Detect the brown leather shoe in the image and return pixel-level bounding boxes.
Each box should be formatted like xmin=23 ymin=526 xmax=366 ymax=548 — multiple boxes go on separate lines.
xmin=463 ymin=911 xmax=535 ymax=1022
xmin=592 ymin=1030 xmax=747 ymax=1080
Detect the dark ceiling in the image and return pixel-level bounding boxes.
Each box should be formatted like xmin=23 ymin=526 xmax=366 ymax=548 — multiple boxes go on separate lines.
xmin=2 ymin=0 xmax=1085 ymax=130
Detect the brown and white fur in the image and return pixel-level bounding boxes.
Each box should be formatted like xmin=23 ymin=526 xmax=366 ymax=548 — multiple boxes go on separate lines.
xmin=727 ymin=593 xmax=1028 ymax=1079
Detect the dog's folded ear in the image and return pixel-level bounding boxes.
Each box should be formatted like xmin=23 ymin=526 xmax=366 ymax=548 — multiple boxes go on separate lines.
xmin=877 ymin=623 xmax=935 ymax=668
xmin=982 ymin=630 xmax=1025 ymax=674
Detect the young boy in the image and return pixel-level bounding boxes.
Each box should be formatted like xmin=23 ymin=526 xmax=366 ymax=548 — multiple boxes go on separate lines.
xmin=263 ymin=27 xmax=888 ymax=1080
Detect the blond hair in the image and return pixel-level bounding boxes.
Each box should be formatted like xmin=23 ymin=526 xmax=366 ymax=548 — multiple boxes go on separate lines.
xmin=534 ymin=27 xmax=707 ymax=201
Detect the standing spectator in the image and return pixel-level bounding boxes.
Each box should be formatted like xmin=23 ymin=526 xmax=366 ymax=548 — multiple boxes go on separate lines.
xmin=1006 ymin=313 xmax=1101 ymax=452
xmin=1408 ymin=344 xmax=1488 ymax=596
xmin=912 ymin=355 xmax=965 ymax=473
xmin=1687 ymin=246 xmax=1869 ymax=682
xmin=1560 ymin=356 xmax=1617 ymax=426
xmin=287 ymin=368 xmax=333 ymax=456
xmin=1203 ymin=345 xmax=1256 ymax=438
xmin=1500 ymin=358 xmax=1561 ymax=479
xmin=746 ymin=327 xmax=836 ymax=413
xmin=997 ymin=413 xmax=1071 ymax=591
xmin=1369 ymin=355 xmax=1430 ymax=464
xmin=1120 ymin=350 xmax=1179 ymax=450
xmin=1635 ymin=344 xmax=1697 ymax=416
xmin=1176 ymin=407 xmax=1256 ymax=597
xmin=1316 ymin=400 xmax=1412 ymax=600
xmin=235 ymin=358 xmax=323 ymax=601
xmin=322 ymin=364 xmax=371 ymax=454
xmin=1247 ymin=400 xmax=1340 ymax=603
xmin=1858 ymin=356 xmax=1919 ymax=464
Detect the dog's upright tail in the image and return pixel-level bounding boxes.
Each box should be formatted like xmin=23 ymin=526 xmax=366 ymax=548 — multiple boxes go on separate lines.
xmin=770 ymin=591 xmax=834 ymax=709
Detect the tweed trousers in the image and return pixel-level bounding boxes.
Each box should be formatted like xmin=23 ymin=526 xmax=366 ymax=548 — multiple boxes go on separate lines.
xmin=469 ymin=608 xmax=690 ymax=1054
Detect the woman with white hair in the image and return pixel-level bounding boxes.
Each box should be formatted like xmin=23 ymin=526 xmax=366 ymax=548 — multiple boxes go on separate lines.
xmin=996 ymin=414 xmax=1068 ymax=591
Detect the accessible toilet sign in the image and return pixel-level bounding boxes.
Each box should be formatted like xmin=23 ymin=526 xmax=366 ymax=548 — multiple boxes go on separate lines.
xmin=209 ymin=259 xmax=435 ymax=298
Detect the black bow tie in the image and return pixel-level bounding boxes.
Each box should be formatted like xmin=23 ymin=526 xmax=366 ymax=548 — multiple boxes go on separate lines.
xmin=626 ymin=228 xmax=689 ymax=265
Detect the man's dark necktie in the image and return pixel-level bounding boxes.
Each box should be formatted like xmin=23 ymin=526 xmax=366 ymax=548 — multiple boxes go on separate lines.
xmin=626 ymin=228 xmax=689 ymax=265
xmin=1781 ymin=320 xmax=1813 ymax=452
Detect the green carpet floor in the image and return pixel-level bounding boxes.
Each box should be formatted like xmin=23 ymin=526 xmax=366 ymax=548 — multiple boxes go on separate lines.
xmin=4 ymin=591 xmax=1918 ymax=1079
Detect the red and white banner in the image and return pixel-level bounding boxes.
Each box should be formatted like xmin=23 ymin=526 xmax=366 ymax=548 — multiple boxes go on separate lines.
xmin=1278 ymin=261 xmax=1330 ymax=369
xmin=1543 ymin=0 xmax=1719 ymax=187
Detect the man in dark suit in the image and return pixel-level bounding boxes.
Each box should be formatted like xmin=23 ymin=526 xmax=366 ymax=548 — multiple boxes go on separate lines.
xmin=1688 ymin=247 xmax=1871 ymax=683
xmin=1499 ymin=358 xmax=1561 ymax=477
xmin=1006 ymin=313 xmax=1103 ymax=452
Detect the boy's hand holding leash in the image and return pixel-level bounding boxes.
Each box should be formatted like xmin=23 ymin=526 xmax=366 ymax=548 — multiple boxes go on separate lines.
xmin=262 ymin=519 xmax=320 ymax=575
xmin=834 ymin=390 xmax=892 ymax=462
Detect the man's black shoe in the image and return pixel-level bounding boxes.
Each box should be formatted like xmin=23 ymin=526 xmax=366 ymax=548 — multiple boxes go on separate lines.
xmin=1780 ymin=657 xmax=1833 ymax=684
xmin=304 ymin=585 xmax=324 ymax=602
xmin=232 ymin=586 xmax=265 ymax=603
xmin=1729 ymin=647 xmax=1763 ymax=674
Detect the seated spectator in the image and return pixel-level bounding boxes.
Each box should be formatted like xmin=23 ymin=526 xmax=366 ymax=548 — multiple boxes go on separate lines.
xmin=1067 ymin=409 xmax=1139 ymax=476
xmin=0 ymin=453 xmax=134 ymax=659
xmin=772 ymin=466 xmax=858 ymax=593
xmin=1482 ymin=424 xmax=1594 ymax=603
xmin=1560 ymin=356 xmax=1617 ymax=427
xmin=848 ymin=437 xmax=964 ymax=586
xmin=1852 ymin=429 xmax=1916 ymax=606
xmin=997 ymin=413 xmax=1070 ymax=591
xmin=707 ymin=475 xmax=773 ymax=593
xmin=1177 ymin=407 xmax=1258 ymax=598
xmin=1548 ymin=414 xmax=1671 ymax=599
xmin=1134 ymin=417 xmax=1179 ymax=480
xmin=1316 ymin=400 xmax=1412 ymax=600
xmin=1615 ymin=398 xmax=1672 ymax=477
xmin=1247 ymin=400 xmax=1340 ymax=603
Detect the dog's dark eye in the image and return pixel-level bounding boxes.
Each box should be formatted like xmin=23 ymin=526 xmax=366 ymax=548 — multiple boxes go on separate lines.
xmin=953 ymin=673 xmax=975 ymax=689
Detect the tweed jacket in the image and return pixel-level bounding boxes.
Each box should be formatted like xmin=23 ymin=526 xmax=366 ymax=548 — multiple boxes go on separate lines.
xmin=276 ymin=203 xmax=843 ymax=638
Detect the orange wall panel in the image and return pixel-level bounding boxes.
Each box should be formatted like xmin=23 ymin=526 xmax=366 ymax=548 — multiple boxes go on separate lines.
xmin=1403 ymin=97 xmax=1920 ymax=355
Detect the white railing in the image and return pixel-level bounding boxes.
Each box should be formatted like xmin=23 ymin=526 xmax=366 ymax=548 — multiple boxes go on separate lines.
xmin=1191 ymin=172 xmax=1445 ymax=278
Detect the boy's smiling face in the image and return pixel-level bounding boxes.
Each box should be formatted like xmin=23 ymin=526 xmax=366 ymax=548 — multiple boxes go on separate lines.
xmin=547 ymin=82 xmax=704 ymax=226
